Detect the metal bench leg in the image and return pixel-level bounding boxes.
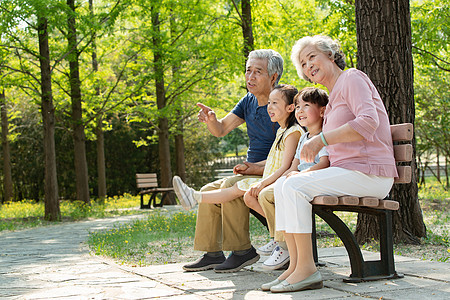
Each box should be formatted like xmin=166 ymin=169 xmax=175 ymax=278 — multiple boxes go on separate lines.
xmin=379 ymin=210 xmax=404 ymax=279
xmin=140 ymin=194 xmax=145 ymax=209
xmin=315 ymin=207 xmax=366 ymax=282
xmin=315 ymin=206 xmax=403 ymax=282
xmin=155 ymin=192 xmax=166 ymax=207
xmin=150 ymin=193 xmax=158 ymax=208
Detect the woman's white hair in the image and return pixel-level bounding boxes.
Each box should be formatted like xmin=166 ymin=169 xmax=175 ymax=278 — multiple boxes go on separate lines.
xmin=291 ymin=35 xmax=346 ymax=82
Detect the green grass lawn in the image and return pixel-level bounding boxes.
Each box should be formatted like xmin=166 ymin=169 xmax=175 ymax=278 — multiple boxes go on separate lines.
xmin=0 ymin=194 xmax=143 ymax=232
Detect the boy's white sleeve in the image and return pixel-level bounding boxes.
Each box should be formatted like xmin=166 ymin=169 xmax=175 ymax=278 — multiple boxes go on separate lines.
xmin=318 ymin=146 xmax=329 ymax=158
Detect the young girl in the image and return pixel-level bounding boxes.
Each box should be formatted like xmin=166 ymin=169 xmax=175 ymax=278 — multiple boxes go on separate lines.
xmin=262 ymin=87 xmax=330 ymax=291
xmin=172 ymin=84 xmax=304 ymax=214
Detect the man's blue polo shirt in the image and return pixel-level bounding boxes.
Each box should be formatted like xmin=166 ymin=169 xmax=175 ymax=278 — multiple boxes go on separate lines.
xmin=231 ymin=93 xmax=279 ymax=163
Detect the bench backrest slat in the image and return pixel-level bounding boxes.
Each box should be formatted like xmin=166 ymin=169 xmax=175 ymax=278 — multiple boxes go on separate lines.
xmin=136 ymin=173 xmax=157 ymax=179
xmin=394 ymin=166 xmax=412 ymax=184
xmin=391 ymin=123 xmax=413 ymax=142
xmin=393 ymin=144 xmax=413 ymax=162
xmin=136 ymin=173 xmax=159 ymax=189
xmin=391 ymin=123 xmax=414 ymax=185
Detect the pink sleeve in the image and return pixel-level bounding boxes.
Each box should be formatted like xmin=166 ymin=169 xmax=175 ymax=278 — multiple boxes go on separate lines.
xmin=341 ymin=73 xmax=379 ymax=142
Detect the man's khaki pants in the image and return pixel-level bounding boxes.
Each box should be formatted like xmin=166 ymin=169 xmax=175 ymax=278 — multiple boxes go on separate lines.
xmin=193 ymin=175 xmax=260 ymax=252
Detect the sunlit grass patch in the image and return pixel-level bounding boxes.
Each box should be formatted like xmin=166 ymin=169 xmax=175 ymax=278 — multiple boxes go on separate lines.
xmin=87 ymin=211 xmax=197 ymax=265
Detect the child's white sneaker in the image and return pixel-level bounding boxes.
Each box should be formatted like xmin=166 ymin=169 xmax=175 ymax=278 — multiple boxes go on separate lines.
xmin=262 ymin=246 xmax=290 ymax=270
xmin=172 ymin=176 xmax=198 ymax=210
xmin=257 ymin=239 xmax=278 ymax=256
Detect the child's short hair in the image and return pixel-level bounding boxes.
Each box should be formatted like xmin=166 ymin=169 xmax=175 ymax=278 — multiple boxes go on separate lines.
xmin=294 ymin=87 xmax=329 ymax=107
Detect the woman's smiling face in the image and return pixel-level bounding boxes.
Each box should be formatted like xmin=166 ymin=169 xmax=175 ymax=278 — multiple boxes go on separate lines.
xmin=299 ymin=44 xmax=335 ymax=86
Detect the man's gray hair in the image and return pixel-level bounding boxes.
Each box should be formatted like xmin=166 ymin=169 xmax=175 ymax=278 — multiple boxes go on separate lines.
xmin=247 ymin=49 xmax=284 ymax=86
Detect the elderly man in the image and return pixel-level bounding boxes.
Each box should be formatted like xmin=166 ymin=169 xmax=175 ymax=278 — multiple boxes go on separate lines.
xmin=183 ymin=49 xmax=284 ymax=273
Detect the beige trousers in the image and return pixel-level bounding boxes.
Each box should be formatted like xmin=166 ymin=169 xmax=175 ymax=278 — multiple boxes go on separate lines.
xmin=258 ymin=184 xmax=284 ymax=242
xmin=193 ymin=175 xmax=260 ymax=252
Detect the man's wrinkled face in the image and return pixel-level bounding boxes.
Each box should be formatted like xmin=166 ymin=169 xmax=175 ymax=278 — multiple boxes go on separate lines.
xmin=245 ymin=58 xmax=275 ymax=98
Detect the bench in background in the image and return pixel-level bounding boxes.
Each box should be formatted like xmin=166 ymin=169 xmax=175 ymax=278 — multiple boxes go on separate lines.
xmin=311 ymin=123 xmax=413 ymax=283
xmin=136 ymin=173 xmax=174 ymax=209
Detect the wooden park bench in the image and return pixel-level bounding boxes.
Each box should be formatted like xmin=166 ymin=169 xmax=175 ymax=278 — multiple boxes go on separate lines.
xmin=311 ymin=123 xmax=413 ymax=282
xmin=136 ymin=173 xmax=174 ymax=209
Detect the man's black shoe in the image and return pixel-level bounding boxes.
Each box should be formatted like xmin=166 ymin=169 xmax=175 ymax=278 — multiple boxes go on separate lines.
xmin=183 ymin=253 xmax=226 ymax=272
xmin=214 ymin=246 xmax=260 ymax=273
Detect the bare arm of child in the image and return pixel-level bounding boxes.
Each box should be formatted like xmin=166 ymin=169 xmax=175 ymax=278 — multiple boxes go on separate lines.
xmin=248 ymin=131 xmax=301 ymax=197
xmin=303 ymin=155 xmax=330 ymax=172
xmin=282 ymin=157 xmax=300 ymax=177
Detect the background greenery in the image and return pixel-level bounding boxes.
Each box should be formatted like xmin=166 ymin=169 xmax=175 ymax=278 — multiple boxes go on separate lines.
xmin=0 ymin=0 xmax=448 ymax=203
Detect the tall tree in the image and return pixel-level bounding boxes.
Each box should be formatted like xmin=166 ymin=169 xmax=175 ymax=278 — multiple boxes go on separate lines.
xmin=37 ymin=14 xmax=60 ymax=220
xmin=150 ymin=0 xmax=174 ymax=204
xmin=0 ymin=0 xmax=61 ymax=217
xmin=231 ymin=0 xmax=254 ymax=69
xmin=89 ymin=0 xmax=106 ymax=200
xmin=354 ymin=0 xmax=426 ymax=243
xmin=66 ymin=0 xmax=90 ymax=204
xmin=0 ymin=89 xmax=13 ymax=202
xmin=170 ymin=13 xmax=186 ymax=182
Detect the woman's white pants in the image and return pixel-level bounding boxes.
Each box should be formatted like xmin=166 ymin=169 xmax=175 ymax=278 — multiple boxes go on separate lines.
xmin=274 ymin=167 xmax=394 ymax=234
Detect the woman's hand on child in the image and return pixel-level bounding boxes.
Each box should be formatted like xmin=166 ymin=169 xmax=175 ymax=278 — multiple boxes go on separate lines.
xmin=300 ymin=135 xmax=323 ymax=163
xmin=197 ymin=103 xmax=217 ymax=123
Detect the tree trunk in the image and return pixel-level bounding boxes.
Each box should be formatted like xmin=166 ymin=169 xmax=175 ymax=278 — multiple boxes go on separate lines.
xmin=90 ymin=0 xmax=106 ymax=200
xmin=67 ymin=0 xmax=90 ymax=204
xmin=151 ymin=1 xmax=175 ymax=204
xmin=241 ymin=0 xmax=254 ymax=62
xmin=354 ymin=0 xmax=426 ymax=244
xmin=0 ymin=90 xmax=13 ymax=203
xmin=170 ymin=14 xmax=186 ymax=182
xmin=436 ymin=147 xmax=440 ymax=182
xmin=37 ymin=16 xmax=60 ymax=221
xmin=96 ymin=115 xmax=106 ymax=199
xmin=175 ymin=117 xmax=186 ymax=181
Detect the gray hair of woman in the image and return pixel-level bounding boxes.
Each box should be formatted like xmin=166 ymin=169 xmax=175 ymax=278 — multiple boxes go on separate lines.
xmin=248 ymin=49 xmax=284 ymax=86
xmin=291 ymin=35 xmax=346 ymax=82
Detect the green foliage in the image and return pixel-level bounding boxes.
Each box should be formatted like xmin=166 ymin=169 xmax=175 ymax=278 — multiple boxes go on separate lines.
xmin=219 ymin=127 xmax=248 ymax=156
xmin=0 ymin=0 xmax=448 ymax=205
xmin=412 ymin=0 xmax=449 ymax=185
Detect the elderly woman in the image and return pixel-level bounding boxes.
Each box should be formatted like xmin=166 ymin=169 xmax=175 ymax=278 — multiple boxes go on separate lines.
xmin=262 ymin=35 xmax=398 ymax=293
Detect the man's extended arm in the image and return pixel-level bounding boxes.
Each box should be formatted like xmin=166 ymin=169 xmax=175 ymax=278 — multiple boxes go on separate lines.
xmin=197 ymin=103 xmax=244 ymax=137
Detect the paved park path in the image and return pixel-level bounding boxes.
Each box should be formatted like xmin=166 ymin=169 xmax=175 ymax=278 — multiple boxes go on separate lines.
xmin=1 ymin=207 xmax=449 ymax=299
